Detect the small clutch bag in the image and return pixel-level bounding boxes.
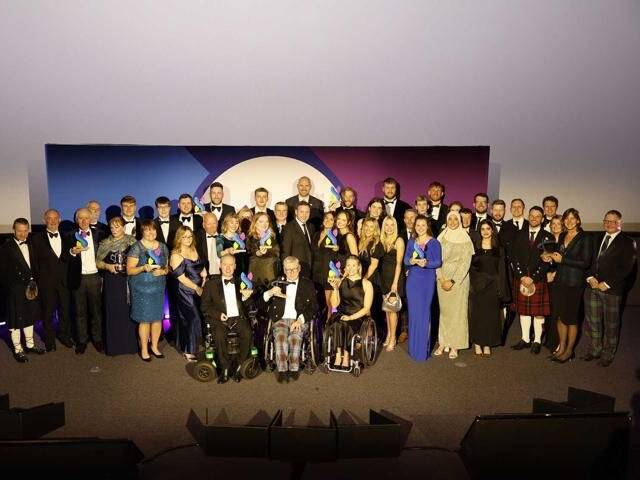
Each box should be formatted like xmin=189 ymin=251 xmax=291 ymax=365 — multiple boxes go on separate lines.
xmin=382 ymin=291 xmax=402 ymax=313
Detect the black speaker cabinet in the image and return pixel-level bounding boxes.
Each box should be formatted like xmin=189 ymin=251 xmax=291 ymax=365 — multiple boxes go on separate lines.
xmin=460 ymin=411 xmax=631 ymax=480
xmin=0 ymin=395 xmax=65 ymax=440
xmin=533 ymin=387 xmax=616 ymax=414
xmin=269 ymin=410 xmax=337 ymax=462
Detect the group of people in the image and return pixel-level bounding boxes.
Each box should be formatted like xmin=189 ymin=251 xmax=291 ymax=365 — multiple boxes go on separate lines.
xmin=1 ymin=176 xmax=636 ymax=381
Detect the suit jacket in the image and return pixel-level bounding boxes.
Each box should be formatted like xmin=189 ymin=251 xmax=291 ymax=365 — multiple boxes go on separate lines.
xmin=262 ymin=276 xmax=318 ymax=323
xmin=466 ymin=228 xmax=481 ymax=246
xmin=428 ymin=202 xmax=449 ymax=235
xmin=586 ymin=232 xmax=636 ymax=295
xmin=171 ymin=213 xmax=203 ymax=234
xmin=196 ymin=230 xmax=224 ymax=275
xmin=154 ymin=216 xmax=181 ymax=250
xmin=0 ymin=237 xmax=40 ymax=328
xmin=286 ymin=195 xmax=324 ymax=230
xmin=471 ymin=213 xmax=493 ymax=232
xmin=203 ymin=203 xmax=236 ymax=232
xmin=200 ymin=274 xmax=251 ymax=323
xmin=500 ymin=219 xmax=529 ymax=260
xmin=31 ymin=231 xmax=70 ymax=289
xmin=512 ymin=228 xmax=554 ymax=282
xmin=66 ymin=228 xmax=104 ymax=290
xmin=90 ymin=221 xmax=110 ymax=239
xmin=122 ymin=218 xmax=143 ymax=240
xmin=251 ymin=207 xmax=277 ymax=229
xmin=386 ymin=199 xmax=411 ymax=227
xmin=554 ymin=231 xmax=592 ymax=287
xmin=281 ymin=219 xmax=316 ymax=274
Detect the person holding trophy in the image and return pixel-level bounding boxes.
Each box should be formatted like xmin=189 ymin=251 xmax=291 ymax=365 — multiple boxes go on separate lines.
xmin=247 ymin=212 xmax=280 ymax=288
xmin=96 ymin=216 xmax=137 ymax=356
xmin=219 ymin=213 xmax=248 ymax=277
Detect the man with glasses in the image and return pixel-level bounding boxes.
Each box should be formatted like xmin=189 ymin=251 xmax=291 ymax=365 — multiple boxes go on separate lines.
xmin=582 ymin=210 xmax=636 ymax=366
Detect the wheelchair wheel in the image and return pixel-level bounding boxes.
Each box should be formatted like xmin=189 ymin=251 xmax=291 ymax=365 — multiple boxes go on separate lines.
xmin=263 ymin=319 xmax=275 ymax=372
xmin=194 ymin=361 xmax=216 ymax=382
xmin=360 ymin=318 xmax=378 ymax=367
xmin=319 ymin=362 xmax=330 ymax=374
xmin=240 ymin=357 xmax=262 ymax=380
xmin=304 ymin=319 xmax=317 ymax=374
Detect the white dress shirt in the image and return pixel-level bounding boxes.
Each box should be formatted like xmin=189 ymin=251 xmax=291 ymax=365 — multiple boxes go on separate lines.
xmin=296 ymin=218 xmax=311 ymax=243
xmin=431 ymin=203 xmax=441 ymax=220
xmin=15 ymin=238 xmax=31 ymax=268
xmin=512 ymin=217 xmax=525 ymax=230
xmin=123 ymin=216 xmax=136 ymax=236
xmin=222 ymin=277 xmax=240 ymax=317
xmin=298 ymin=195 xmax=310 ymax=204
xmin=47 ymin=230 xmax=62 ymax=258
xmin=78 ymin=230 xmax=98 ymax=274
xmin=210 ymin=204 xmax=223 ymax=220
xmin=384 ymin=197 xmax=397 ymax=216
xmin=263 ymin=279 xmax=304 ymax=322
xmin=180 ymin=213 xmax=194 ymax=227
xmin=158 ymin=217 xmax=170 ymax=243
xmin=206 ymin=234 xmax=220 ymax=275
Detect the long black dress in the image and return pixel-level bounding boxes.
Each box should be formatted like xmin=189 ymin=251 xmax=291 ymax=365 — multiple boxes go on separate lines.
xmin=329 ymin=277 xmax=367 ymax=350
xmin=313 ymin=231 xmax=354 ymax=289
xmin=379 ymin=240 xmax=405 ymax=296
xmin=468 ymin=246 xmax=510 ymax=347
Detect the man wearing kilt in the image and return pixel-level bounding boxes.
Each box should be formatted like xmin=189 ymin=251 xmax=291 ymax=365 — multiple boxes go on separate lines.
xmin=510 ymin=206 xmax=554 ymax=354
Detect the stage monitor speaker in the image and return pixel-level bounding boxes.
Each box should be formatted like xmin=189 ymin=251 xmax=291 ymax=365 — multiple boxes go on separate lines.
xmin=532 ymin=387 xmax=616 ymax=414
xmin=331 ymin=409 xmax=412 ymax=458
xmin=0 ymin=438 xmax=143 ymax=478
xmin=0 ymin=394 xmax=65 ymax=440
xmin=460 ymin=411 xmax=630 ymax=480
xmin=187 ymin=408 xmax=274 ymax=458
xmin=269 ymin=410 xmax=337 ymax=462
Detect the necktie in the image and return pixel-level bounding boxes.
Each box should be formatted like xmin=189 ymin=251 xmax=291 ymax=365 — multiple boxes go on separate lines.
xmin=48 ymin=232 xmax=59 ymax=238
xmin=301 ymin=223 xmax=310 ymax=244
xmin=529 ymin=231 xmax=535 ymax=242
xmin=224 ymin=278 xmax=234 ymax=285
xmin=515 ymin=220 xmax=520 ymax=229
xmin=599 ymin=235 xmax=611 ymax=256
xmin=181 ymin=216 xmax=191 ymax=223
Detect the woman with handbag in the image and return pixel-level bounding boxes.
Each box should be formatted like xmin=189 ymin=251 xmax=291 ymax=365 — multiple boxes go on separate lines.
xmin=379 ymin=216 xmax=406 ymax=351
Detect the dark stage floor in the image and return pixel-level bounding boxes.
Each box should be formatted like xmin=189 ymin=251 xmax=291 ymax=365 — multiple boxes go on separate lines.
xmin=2 ymin=307 xmax=639 ymax=479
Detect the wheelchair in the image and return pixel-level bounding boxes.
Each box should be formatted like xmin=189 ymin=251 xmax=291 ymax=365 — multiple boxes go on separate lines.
xmin=319 ymin=314 xmax=378 ymax=377
xmin=263 ymin=314 xmax=320 ymax=375
xmin=194 ymin=307 xmax=262 ymax=383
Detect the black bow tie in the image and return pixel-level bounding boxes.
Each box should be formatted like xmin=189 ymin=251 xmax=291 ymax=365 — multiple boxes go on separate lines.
xmin=384 ymin=199 xmax=395 ymax=205
xmin=223 ymin=278 xmax=234 ymax=285
xmin=48 ymin=232 xmax=59 ymax=238
xmin=494 ymin=221 xmax=502 ymax=225
xmin=207 ymin=234 xmax=216 ymax=239
xmin=158 ymin=220 xmax=169 ymax=225
xmin=181 ymin=216 xmax=191 ymax=222
xmin=18 ymin=240 xmax=28 ymax=245
xmin=124 ymin=220 xmax=134 ymax=225
xmin=212 ymin=206 xmax=222 ymax=212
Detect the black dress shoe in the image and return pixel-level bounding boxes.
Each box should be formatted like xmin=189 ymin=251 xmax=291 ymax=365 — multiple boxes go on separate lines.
xmin=276 ymin=372 xmax=287 ymax=383
xmin=25 ymin=345 xmax=46 ymax=355
xmin=580 ymin=353 xmax=601 ymax=362
xmin=45 ymin=343 xmax=56 ymax=352
xmin=138 ymin=352 xmax=152 ymax=363
xmin=233 ymin=369 xmax=242 ymax=383
xmin=289 ymin=371 xmax=300 ymax=381
xmin=552 ymin=352 xmax=575 ymax=364
xmin=598 ymin=357 xmax=613 ymax=367
xmin=93 ymin=341 xmax=104 ymax=353
xmin=530 ymin=342 xmax=541 ymax=355
xmin=150 ymin=350 xmax=165 ymax=359
xmin=511 ymin=340 xmax=531 ymax=350
xmin=75 ymin=343 xmax=87 ymax=354
xmin=217 ymin=369 xmax=229 ymax=384
xmin=13 ymin=351 xmax=29 ymax=363
xmin=57 ymin=336 xmax=75 ymax=348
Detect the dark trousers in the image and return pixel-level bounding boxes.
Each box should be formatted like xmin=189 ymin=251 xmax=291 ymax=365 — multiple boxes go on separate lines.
xmin=583 ymin=289 xmax=622 ymax=361
xmin=213 ymin=316 xmax=251 ymax=370
xmin=40 ymin=282 xmax=72 ymax=345
xmin=73 ymin=273 xmax=103 ymax=344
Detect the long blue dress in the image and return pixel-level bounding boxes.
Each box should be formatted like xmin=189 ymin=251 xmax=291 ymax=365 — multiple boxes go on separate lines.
xmin=128 ymin=241 xmax=169 ymax=323
xmin=171 ymin=258 xmax=205 ymax=355
xmin=404 ymin=238 xmax=442 ymax=361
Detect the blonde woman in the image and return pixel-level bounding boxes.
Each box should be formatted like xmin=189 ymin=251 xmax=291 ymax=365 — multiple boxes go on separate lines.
xmin=247 ymin=212 xmax=280 ymax=288
xmin=357 ymin=217 xmax=384 ymax=285
xmin=379 ymin=216 xmax=405 ymax=351
xmin=219 ymin=213 xmax=248 ymax=276
xmin=169 ymin=226 xmax=206 ymax=361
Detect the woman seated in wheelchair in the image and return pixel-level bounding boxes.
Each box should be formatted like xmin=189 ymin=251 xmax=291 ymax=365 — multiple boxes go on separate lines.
xmin=327 ymin=255 xmax=374 ymax=368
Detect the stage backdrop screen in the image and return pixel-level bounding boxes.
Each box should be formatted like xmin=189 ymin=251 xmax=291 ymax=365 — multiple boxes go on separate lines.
xmin=46 ymin=145 xmax=489 ymax=222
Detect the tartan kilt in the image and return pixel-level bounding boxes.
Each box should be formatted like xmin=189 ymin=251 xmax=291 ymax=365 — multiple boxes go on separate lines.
xmin=513 ymin=277 xmax=551 ymax=316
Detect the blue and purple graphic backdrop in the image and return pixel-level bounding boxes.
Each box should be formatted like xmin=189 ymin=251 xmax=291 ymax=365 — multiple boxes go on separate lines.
xmin=46 ymin=145 xmax=489 ymax=222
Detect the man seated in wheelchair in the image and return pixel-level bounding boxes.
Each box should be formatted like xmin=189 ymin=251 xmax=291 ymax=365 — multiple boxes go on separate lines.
xmin=262 ymin=256 xmax=318 ymax=383
xmin=200 ymin=254 xmax=255 ymax=384
xmin=327 ymin=255 xmax=374 ymax=369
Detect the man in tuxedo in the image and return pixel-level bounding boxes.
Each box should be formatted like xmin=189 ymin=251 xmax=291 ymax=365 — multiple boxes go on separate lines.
xmin=501 ymin=198 xmax=528 ymax=257
xmin=510 ymin=206 xmax=554 ymax=354
xmin=427 ymin=181 xmax=449 ymax=234
xmin=153 ymin=196 xmax=180 ymax=250
xmin=582 ymin=210 xmax=636 ymax=366
xmin=0 ymin=218 xmax=45 ymax=362
xmin=31 ymin=209 xmax=73 ymax=351
xmin=68 ymin=207 xmax=106 ymax=354
xmin=490 ymin=199 xmax=507 ymax=234
xmin=196 ymin=213 xmax=221 ymax=277
xmin=120 ymin=195 xmax=142 ymax=240
xmin=400 ymin=208 xmax=417 ymax=242
xmin=172 ymin=193 xmax=203 ymax=233
xmin=86 ymin=200 xmax=109 ymax=238
xmin=542 ymin=195 xmax=559 ymax=231
xmin=470 ymin=193 xmax=492 ymax=231
xmin=274 ymin=201 xmax=289 ymax=242
xmin=286 ymin=176 xmax=324 ymax=230
xmin=262 ymin=256 xmax=318 ymax=383
xmin=281 ymin=202 xmax=315 ymax=278
xmin=461 ymin=208 xmax=481 ymax=244
xmin=335 ymin=186 xmax=364 ymax=225
xmin=251 ymin=187 xmax=277 ymax=228
xmin=382 ymin=177 xmax=411 ymax=227
xmin=200 ymin=254 xmax=254 ymax=383
xmin=203 ymin=181 xmax=235 ymax=231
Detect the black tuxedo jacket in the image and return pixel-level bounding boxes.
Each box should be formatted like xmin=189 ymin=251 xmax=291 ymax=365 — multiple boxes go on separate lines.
xmin=262 ymin=276 xmax=318 ymax=323
xmin=586 ymin=232 xmax=636 ymax=295
xmin=90 ymin=221 xmax=110 ymax=239
xmin=466 ymin=228 xmax=481 ymax=246
xmin=281 ymin=220 xmax=316 ymax=274
xmin=471 ymin=213 xmax=493 ymax=232
xmin=386 ymin=199 xmax=411 ymax=227
xmin=0 ymin=238 xmax=40 ymax=328
xmin=203 ymin=203 xmax=236 ymax=232
xmin=200 ymin=274 xmax=251 ymax=323
xmin=428 ymin=202 xmax=448 ymax=235
xmin=195 ymin=230 xmax=224 ymax=275
xmin=171 ymin=213 xmax=203 ymax=234
xmin=512 ymin=228 xmax=554 ymax=282
xmin=500 ymin=219 xmax=529 ymax=259
xmin=66 ymin=228 xmax=105 ymax=290
xmin=122 ymin=218 xmax=143 ymax=240
xmin=286 ymin=195 xmax=324 ymax=230
xmin=31 ymin=231 xmax=70 ymax=288
xmin=154 ymin=217 xmax=181 ymax=250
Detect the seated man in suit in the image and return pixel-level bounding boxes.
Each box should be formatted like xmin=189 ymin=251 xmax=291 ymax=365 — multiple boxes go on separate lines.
xmin=262 ymin=256 xmax=318 ymax=383
xmin=0 ymin=218 xmax=45 ymax=362
xmin=281 ymin=201 xmax=315 ymax=278
xmin=286 ymin=176 xmax=324 ymax=230
xmin=153 ymin=196 xmax=180 ymax=250
xmin=251 ymin=187 xmax=277 ymax=228
xmin=200 ymin=254 xmax=254 ymax=383
xmin=203 ymin=181 xmax=235 ymax=231
xmin=86 ymin=200 xmax=109 ymax=238
xmin=173 ymin=193 xmax=203 ymax=233
xmin=120 ymin=195 xmax=142 ymax=239
xmin=583 ymin=210 xmax=636 ymax=366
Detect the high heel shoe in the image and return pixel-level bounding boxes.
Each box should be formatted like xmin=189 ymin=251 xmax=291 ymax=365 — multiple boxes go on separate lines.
xmin=433 ymin=344 xmax=445 ymax=356
xmin=382 ymin=337 xmax=390 ymax=347
xmin=385 ymin=340 xmax=396 ymax=352
xmin=139 ymin=352 xmax=152 ymax=363
xmin=552 ymin=352 xmax=575 ymax=364
xmin=150 ymin=349 xmax=165 ymax=359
